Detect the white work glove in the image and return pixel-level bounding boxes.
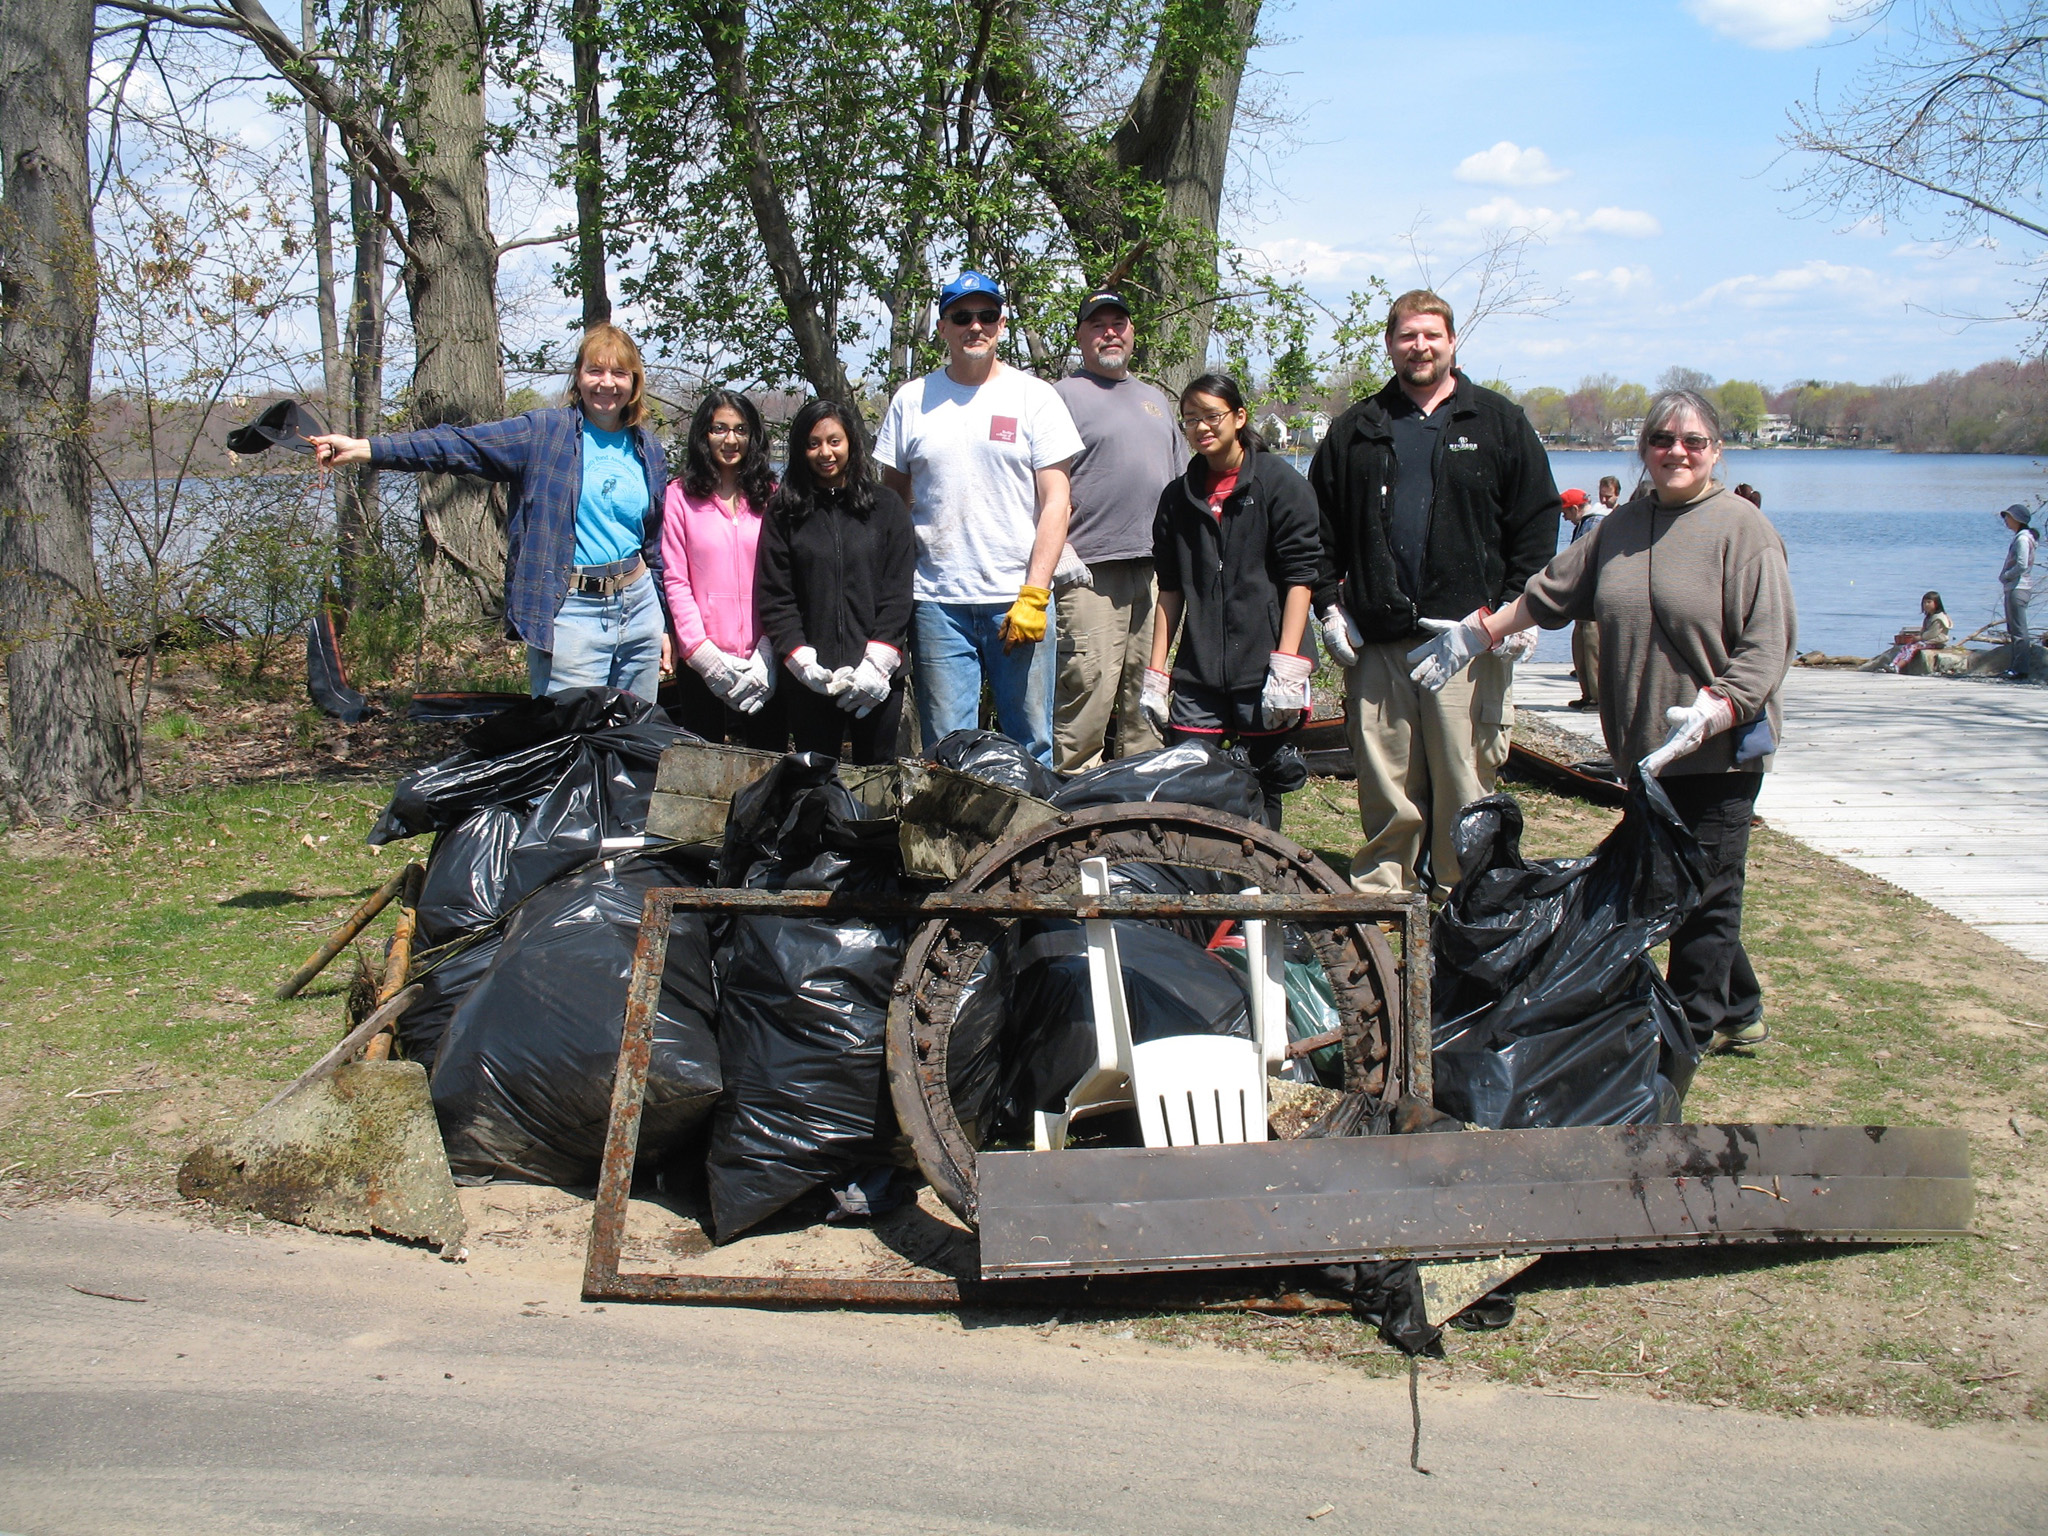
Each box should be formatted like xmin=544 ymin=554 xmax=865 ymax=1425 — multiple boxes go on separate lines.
xmin=1316 ymin=604 xmax=1362 ymax=669
xmin=1639 ymin=688 xmax=1736 ymax=778
xmin=833 ymin=641 xmax=899 ymax=717
xmin=785 ymin=645 xmax=835 ymax=695
xmin=1052 ymin=542 xmax=1093 ymax=593
xmin=726 ymin=639 xmax=774 ymax=715
xmin=687 ymin=640 xmax=743 ymax=704
xmin=1406 ymin=609 xmax=1492 ymax=692
xmin=1260 ymin=651 xmax=1314 ymax=730
xmin=1497 ymin=625 xmax=1540 ymax=663
xmin=1140 ymin=667 xmax=1172 ymax=734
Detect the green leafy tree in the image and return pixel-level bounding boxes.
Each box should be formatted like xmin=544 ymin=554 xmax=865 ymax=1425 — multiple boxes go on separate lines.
xmin=1715 ymin=379 xmax=1768 ymax=439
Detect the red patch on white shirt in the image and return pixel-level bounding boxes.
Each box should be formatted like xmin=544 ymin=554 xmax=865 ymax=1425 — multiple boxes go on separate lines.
xmin=989 ymin=416 xmax=1019 ymax=443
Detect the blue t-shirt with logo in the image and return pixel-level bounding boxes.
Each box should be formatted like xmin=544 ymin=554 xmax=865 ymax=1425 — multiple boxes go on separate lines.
xmin=573 ymin=421 xmax=650 ymax=567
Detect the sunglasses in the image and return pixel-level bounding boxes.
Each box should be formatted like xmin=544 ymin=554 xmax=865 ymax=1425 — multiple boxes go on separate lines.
xmin=947 ymin=307 xmax=1002 ymax=328
xmin=1646 ymin=430 xmax=1715 ymax=454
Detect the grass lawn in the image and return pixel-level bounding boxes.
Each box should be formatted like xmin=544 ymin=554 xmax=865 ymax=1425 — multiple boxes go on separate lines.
xmin=2 ymin=723 xmax=2043 ymax=1427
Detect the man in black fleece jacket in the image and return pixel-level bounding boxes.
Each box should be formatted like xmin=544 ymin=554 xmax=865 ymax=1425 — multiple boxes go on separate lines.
xmin=1308 ymin=290 xmax=1560 ymax=898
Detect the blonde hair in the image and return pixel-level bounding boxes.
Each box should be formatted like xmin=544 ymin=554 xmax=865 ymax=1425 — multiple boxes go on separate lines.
xmin=564 ymin=324 xmax=647 ymax=428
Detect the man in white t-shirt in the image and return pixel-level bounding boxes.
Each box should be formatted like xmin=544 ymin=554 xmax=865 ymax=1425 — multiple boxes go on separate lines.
xmin=876 ymin=270 xmax=1083 ymax=765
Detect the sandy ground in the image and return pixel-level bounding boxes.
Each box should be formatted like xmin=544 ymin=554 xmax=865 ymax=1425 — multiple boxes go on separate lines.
xmin=2 ymin=1201 xmax=2044 ymax=1536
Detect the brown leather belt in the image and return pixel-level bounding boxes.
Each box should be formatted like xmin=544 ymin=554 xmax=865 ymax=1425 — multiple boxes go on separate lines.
xmin=569 ymin=557 xmax=645 ymax=597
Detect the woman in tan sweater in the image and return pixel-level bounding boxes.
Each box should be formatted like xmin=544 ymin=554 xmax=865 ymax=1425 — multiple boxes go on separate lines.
xmin=1407 ymin=389 xmax=1795 ymax=1055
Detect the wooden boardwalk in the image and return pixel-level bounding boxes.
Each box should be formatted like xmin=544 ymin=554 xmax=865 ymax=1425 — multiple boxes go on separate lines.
xmin=1511 ymin=661 xmax=2048 ymax=962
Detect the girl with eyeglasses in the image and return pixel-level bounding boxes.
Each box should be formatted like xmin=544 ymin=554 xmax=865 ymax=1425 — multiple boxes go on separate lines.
xmin=1140 ymin=372 xmax=1322 ymax=829
xmin=659 ymin=389 xmax=786 ymax=747
xmin=755 ymin=399 xmax=916 ymax=765
xmin=310 ymin=324 xmax=672 ymax=702
xmin=1412 ymin=388 xmax=1796 ymax=1062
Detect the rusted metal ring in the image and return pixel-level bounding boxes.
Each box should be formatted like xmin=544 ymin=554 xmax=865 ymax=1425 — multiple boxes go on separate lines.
xmin=884 ymin=801 xmax=1404 ymax=1225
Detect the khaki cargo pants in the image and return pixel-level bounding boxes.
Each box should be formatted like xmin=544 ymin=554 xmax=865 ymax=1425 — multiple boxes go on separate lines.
xmin=1345 ymin=641 xmax=1514 ymax=900
xmin=1053 ymin=557 xmax=1164 ymax=773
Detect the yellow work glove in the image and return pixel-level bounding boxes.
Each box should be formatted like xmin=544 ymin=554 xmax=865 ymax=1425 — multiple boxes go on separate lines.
xmin=1000 ymin=584 xmax=1052 ymax=650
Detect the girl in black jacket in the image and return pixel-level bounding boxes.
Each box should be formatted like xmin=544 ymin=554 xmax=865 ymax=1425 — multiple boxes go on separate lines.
xmin=1143 ymin=372 xmax=1321 ymax=828
xmin=754 ymin=399 xmax=915 ymax=764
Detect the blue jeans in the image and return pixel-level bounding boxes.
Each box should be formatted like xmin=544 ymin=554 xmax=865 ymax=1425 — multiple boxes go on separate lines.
xmin=912 ymin=600 xmax=1057 ymax=766
xmin=526 ymin=567 xmax=664 ymax=703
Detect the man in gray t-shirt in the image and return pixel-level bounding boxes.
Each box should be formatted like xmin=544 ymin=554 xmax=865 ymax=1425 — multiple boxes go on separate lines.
xmin=1050 ymin=292 xmax=1184 ymax=770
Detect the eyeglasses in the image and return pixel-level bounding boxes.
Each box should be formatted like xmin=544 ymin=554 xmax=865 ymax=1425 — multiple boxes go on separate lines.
xmin=947 ymin=307 xmax=1002 ymax=328
xmin=706 ymin=424 xmax=751 ymax=438
xmin=1646 ymin=430 xmax=1715 ymax=454
xmin=1179 ymin=410 xmax=1231 ymax=431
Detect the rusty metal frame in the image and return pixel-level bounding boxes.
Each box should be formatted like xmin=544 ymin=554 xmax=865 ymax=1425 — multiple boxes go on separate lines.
xmin=582 ymin=871 xmax=1419 ymax=1306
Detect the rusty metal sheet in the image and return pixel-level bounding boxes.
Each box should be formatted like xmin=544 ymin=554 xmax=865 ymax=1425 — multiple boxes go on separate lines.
xmin=974 ymin=1124 xmax=1973 ymax=1279
xmin=647 ymin=742 xmax=784 ymax=844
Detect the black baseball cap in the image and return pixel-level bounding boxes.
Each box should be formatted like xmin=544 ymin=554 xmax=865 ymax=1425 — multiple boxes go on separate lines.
xmin=226 ymin=398 xmax=328 ymax=456
xmin=1075 ymin=291 xmax=1130 ymax=325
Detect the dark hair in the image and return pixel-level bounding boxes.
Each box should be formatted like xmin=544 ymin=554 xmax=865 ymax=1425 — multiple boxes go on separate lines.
xmin=681 ymin=389 xmax=775 ymax=506
xmin=770 ymin=399 xmax=873 ymax=525
xmin=1923 ymin=590 xmax=1945 ymax=610
xmin=1178 ymin=372 xmax=1267 ymax=454
xmin=1598 ymin=475 xmax=1621 ymax=494
xmin=1733 ymin=482 xmax=1762 ymax=508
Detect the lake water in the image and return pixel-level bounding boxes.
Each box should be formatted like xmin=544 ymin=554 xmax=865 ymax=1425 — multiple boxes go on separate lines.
xmin=1286 ymin=447 xmax=2042 ymax=660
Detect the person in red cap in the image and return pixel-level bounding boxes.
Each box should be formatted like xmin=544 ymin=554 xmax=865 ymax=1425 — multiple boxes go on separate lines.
xmin=1561 ymin=488 xmax=1604 ymax=708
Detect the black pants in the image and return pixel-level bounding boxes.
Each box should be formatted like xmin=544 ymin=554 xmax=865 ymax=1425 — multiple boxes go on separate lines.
xmin=784 ymin=680 xmax=905 ymax=766
xmin=1661 ymin=772 xmax=1764 ymax=1044
xmin=1165 ymin=680 xmax=1303 ymax=831
xmin=663 ymin=665 xmax=790 ymax=751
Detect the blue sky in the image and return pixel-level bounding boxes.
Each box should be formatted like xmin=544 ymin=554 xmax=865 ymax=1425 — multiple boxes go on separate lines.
xmin=1237 ymin=0 xmax=2026 ymax=392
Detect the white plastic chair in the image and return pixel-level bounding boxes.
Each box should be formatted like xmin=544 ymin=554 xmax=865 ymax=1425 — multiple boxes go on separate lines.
xmin=1032 ymin=858 xmax=1285 ymax=1151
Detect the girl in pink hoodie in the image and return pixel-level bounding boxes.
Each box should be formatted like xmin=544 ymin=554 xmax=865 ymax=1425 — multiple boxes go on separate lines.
xmin=660 ymin=389 xmax=786 ymax=747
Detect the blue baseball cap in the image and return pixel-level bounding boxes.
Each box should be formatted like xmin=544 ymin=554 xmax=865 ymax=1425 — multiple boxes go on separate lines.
xmin=939 ymin=270 xmax=1004 ymax=315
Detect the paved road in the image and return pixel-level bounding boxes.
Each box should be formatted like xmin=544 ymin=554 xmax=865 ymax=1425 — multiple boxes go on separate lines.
xmin=1514 ymin=662 xmax=2048 ymax=961
xmin=3 ymin=1205 xmax=2042 ymax=1535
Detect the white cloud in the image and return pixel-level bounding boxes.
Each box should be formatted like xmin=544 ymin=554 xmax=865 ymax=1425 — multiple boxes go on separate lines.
xmin=1685 ymin=0 xmax=1837 ymax=50
xmin=1460 ymin=197 xmax=1663 ymax=239
xmin=1689 ymin=259 xmax=1903 ymax=310
xmin=1572 ymin=265 xmax=1655 ymax=294
xmin=1582 ymin=206 xmax=1664 ymax=239
xmin=1454 ymin=142 xmax=1569 ymax=188
xmin=1249 ymin=238 xmax=1389 ymax=283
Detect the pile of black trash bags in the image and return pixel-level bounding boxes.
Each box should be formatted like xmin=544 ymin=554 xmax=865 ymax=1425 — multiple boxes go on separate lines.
xmin=365 ymin=688 xmax=1709 ymax=1254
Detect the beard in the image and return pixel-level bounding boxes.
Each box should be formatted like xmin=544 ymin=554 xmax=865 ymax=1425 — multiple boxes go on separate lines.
xmin=1396 ymin=351 xmax=1450 ymax=387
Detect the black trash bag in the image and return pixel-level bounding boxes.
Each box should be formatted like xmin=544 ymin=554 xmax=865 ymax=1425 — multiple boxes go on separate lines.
xmin=994 ymin=920 xmax=1255 ymax=1138
xmin=945 ymin=942 xmax=1013 ymax=1149
xmin=1050 ymin=741 xmax=1263 ymax=820
xmin=429 ymin=850 xmax=720 ymax=1185
xmin=1106 ymin=859 xmax=1235 ymax=948
xmin=705 ymin=754 xmax=906 ymax=1241
xmin=1318 ymin=1260 xmax=1445 ymax=1358
xmin=306 ymin=611 xmax=373 ymax=722
xmin=927 ymin=727 xmax=1063 ymax=799
xmin=393 ymin=930 xmax=500 ymax=1074
xmin=405 ymin=691 xmax=526 ymax=723
xmin=1430 ymin=774 xmax=1711 ymax=1130
xmin=368 ymin=686 xmax=686 ymax=847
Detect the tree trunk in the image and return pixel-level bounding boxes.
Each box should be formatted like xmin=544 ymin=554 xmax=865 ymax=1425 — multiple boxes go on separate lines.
xmin=398 ymin=0 xmax=507 ymax=630
xmin=1110 ymin=0 xmax=1259 ymax=393
xmin=570 ymin=0 xmax=610 ymax=328
xmin=696 ymin=0 xmax=860 ymax=409
xmin=986 ymin=0 xmax=1260 ymax=391
xmin=302 ymin=0 xmax=360 ymax=600
xmin=343 ymin=163 xmax=388 ymax=585
xmin=0 ymin=0 xmax=141 ymax=818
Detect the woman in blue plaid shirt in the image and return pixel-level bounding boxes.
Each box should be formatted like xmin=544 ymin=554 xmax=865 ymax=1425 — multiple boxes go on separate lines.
xmin=312 ymin=324 xmax=673 ymax=702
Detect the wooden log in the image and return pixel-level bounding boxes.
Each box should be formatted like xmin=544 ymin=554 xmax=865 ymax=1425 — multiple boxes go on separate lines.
xmin=274 ymin=863 xmax=423 ymax=1000
xmin=361 ymin=865 xmax=425 ymax=1063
